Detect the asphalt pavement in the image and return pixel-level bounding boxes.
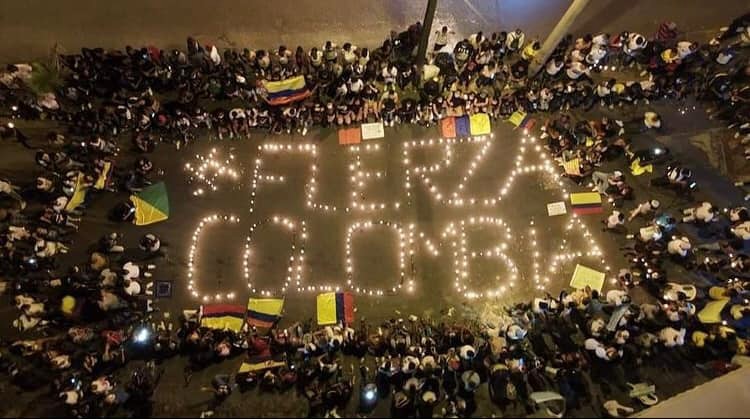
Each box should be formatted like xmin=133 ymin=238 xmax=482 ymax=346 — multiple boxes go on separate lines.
xmin=1 ymin=0 xmax=748 ymax=64
xmin=0 ymin=96 xmax=743 ymax=416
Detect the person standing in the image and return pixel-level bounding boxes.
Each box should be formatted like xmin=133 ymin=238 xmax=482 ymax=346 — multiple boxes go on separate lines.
xmin=433 ymin=26 xmax=453 ymax=52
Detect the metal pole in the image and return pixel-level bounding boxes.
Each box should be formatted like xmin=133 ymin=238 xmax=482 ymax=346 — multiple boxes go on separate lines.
xmin=528 ymin=0 xmax=591 ymax=77
xmin=416 ymin=0 xmax=438 ymax=68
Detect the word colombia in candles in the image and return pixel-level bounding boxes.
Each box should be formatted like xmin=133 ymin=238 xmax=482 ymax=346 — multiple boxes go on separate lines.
xmin=185 ymin=131 xmax=610 ymax=303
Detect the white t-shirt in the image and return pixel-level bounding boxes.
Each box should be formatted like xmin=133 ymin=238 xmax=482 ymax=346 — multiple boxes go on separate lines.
xmin=0 ymin=180 xmax=14 ymax=194
xmin=633 ymin=201 xmax=654 ymax=217
xmin=626 ymin=33 xmax=647 ymax=52
xmin=659 ymin=327 xmax=685 ymax=347
xmin=208 ymin=46 xmax=221 ymax=65
xmin=506 ymin=32 xmax=525 ymax=50
xmin=607 ymin=211 xmax=623 ymax=228
xmin=644 ymin=112 xmax=661 ymax=128
xmin=546 ymin=60 xmax=564 ymax=76
xmin=592 ymin=34 xmax=609 ymax=46
xmin=596 ymin=84 xmax=611 ymax=98
xmin=667 ymin=238 xmax=691 ymax=257
xmin=695 ymin=202 xmax=715 ymax=222
xmin=639 ymin=226 xmax=662 ymax=242
xmin=469 ymin=33 xmax=485 ymax=49
xmin=676 ymin=41 xmax=694 ymax=59
xmin=342 ymin=46 xmax=358 ymax=64
xmin=124 ymin=280 xmax=141 ymax=296
xmin=566 ymin=62 xmax=588 ymax=80
xmin=123 ymin=262 xmax=140 ymax=281
xmin=381 ymin=66 xmax=398 ymax=83
xmin=349 ymin=78 xmax=363 ymax=93
xmin=732 ymin=221 xmax=750 ymax=240
xmin=606 ymin=289 xmax=629 ymax=306
xmin=586 ymin=45 xmax=607 ymax=64
xmin=434 ymin=30 xmax=449 ymax=46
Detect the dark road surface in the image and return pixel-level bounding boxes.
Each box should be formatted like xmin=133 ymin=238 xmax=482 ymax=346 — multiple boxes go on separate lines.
xmin=1 ymin=0 xmax=748 ymax=64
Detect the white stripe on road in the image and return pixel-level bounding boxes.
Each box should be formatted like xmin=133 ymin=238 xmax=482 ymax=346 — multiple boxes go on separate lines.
xmin=463 ymin=0 xmax=490 ymax=25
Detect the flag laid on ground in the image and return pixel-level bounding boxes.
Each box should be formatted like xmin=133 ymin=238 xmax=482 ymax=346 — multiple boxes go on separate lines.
xmin=570 ymin=192 xmax=603 ymax=215
xmin=569 ymin=264 xmax=605 ymax=293
xmin=469 ymin=113 xmax=491 ymax=136
xmin=200 ymin=303 xmax=245 ymax=332
xmin=317 ymin=292 xmax=355 ymax=325
xmin=441 ymin=117 xmax=457 ymax=138
xmin=130 ymin=182 xmax=170 ymax=226
xmin=520 ymin=117 xmax=536 ymax=130
xmin=697 ymin=299 xmax=729 ymax=324
xmin=65 ymin=173 xmax=88 ymax=212
xmin=630 ymin=158 xmax=653 ymax=176
xmin=94 ymin=161 xmax=113 ymax=190
xmin=508 ymin=110 xmax=528 ymax=128
xmin=455 ymin=116 xmax=470 ymax=137
xmin=238 ymin=355 xmax=287 ymax=373
xmin=247 ymin=298 xmax=284 ymax=328
xmin=562 ymin=158 xmax=582 ymax=176
xmin=261 ymin=75 xmax=311 ymax=106
xmin=338 ymin=127 xmax=361 ymax=145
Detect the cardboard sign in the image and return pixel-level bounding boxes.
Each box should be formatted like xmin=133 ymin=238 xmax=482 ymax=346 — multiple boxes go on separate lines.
xmin=361 ymin=122 xmax=385 ymax=140
xmin=569 ymin=264 xmax=605 ymax=293
xmin=547 ymin=201 xmax=567 ymax=216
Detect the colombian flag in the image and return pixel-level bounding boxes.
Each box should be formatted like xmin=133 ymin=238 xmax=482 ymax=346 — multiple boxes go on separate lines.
xmin=65 ymin=173 xmax=88 ymax=212
xmin=570 ymin=192 xmax=603 ymax=215
xmin=262 ymin=75 xmax=311 ymax=106
xmin=130 ymin=182 xmax=170 ymax=226
xmin=94 ymin=161 xmax=113 ymax=190
xmin=316 ymin=292 xmax=355 ymax=326
xmin=247 ymin=298 xmax=284 ymax=328
xmin=200 ymin=303 xmax=245 ymax=332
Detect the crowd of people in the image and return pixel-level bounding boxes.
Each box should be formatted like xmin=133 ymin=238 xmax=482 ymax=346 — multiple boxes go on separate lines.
xmin=0 ymin=10 xmax=750 ymax=418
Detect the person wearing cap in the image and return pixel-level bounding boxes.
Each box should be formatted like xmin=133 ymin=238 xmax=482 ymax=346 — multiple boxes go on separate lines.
xmin=628 ymin=199 xmax=660 ymax=221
